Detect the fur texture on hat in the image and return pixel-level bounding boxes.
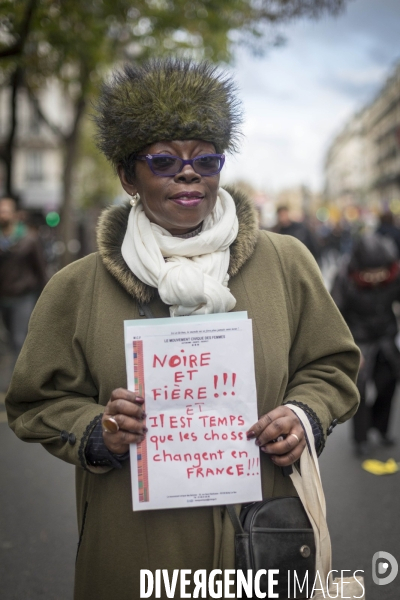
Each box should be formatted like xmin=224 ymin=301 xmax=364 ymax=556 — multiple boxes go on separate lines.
xmin=94 ymin=58 xmax=243 ymax=166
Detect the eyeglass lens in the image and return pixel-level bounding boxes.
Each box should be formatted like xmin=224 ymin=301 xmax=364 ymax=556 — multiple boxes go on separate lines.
xmin=149 ymin=155 xmax=223 ymax=176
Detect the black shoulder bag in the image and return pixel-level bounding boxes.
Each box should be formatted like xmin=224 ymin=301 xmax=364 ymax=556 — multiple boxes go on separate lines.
xmin=226 ymin=495 xmax=316 ymax=598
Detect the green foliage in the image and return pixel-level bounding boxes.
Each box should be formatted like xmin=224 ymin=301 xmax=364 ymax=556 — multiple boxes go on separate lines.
xmin=0 ymin=0 xmax=349 ymax=208
xmin=1 ymin=1 xmax=349 ymax=83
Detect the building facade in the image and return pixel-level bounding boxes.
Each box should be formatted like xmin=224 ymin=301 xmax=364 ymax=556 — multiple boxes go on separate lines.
xmin=324 ymin=62 xmax=400 ymax=210
xmin=368 ymin=65 xmax=400 ymax=206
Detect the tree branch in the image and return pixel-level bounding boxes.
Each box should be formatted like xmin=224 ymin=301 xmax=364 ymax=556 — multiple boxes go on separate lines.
xmin=0 ymin=0 xmax=38 ymax=59
xmin=0 ymin=67 xmax=24 ymax=195
xmin=25 ymin=83 xmax=67 ymax=141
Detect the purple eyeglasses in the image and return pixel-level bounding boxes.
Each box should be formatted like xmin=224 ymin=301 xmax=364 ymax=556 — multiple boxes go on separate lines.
xmin=135 ymin=153 xmax=225 ymax=177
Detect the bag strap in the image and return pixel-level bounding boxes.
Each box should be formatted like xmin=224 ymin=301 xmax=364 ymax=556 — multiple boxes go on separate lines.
xmin=226 ymin=505 xmax=245 ymax=535
xmin=286 ymin=404 xmax=332 ymax=588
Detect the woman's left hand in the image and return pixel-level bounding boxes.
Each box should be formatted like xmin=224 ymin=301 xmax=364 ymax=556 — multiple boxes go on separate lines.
xmin=246 ymin=406 xmax=307 ymax=467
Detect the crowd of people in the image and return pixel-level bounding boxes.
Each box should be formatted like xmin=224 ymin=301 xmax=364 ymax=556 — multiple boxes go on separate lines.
xmin=269 ymin=206 xmax=400 ymax=456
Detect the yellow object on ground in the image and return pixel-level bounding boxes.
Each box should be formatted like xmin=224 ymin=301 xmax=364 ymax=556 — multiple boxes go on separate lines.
xmin=361 ymin=458 xmax=399 ymax=475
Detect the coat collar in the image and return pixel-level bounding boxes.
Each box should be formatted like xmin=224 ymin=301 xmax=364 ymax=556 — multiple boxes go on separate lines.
xmin=97 ymin=186 xmax=259 ymax=304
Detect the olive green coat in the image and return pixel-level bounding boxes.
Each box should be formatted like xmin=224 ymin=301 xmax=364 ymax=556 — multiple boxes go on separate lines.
xmin=6 ymin=190 xmax=359 ymax=600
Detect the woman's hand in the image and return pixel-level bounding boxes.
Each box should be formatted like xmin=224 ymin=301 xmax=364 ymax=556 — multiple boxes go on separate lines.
xmin=246 ymin=406 xmax=306 ymax=467
xmin=102 ymin=388 xmax=147 ymax=454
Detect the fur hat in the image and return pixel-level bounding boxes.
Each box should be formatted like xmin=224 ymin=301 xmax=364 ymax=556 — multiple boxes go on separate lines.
xmin=94 ymin=58 xmax=243 ymax=167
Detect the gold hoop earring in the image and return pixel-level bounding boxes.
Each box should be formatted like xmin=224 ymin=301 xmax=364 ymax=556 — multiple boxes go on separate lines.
xmin=130 ymin=193 xmax=140 ymax=207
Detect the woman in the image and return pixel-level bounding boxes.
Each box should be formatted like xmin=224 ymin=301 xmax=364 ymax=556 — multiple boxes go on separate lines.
xmin=331 ymin=233 xmax=400 ymax=456
xmin=6 ymin=59 xmax=359 ymax=600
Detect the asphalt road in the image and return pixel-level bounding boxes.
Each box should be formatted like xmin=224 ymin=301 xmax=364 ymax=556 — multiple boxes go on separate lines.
xmin=1 ymin=377 xmax=400 ymax=599
xmin=0 ymin=393 xmax=76 ymax=600
xmin=320 ymin=397 xmax=400 ymax=600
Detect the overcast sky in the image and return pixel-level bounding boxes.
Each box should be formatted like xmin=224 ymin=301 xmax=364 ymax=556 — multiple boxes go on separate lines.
xmin=220 ymin=0 xmax=400 ymax=194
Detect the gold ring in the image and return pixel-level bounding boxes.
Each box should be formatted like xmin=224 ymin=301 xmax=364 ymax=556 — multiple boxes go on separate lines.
xmin=102 ymin=416 xmax=119 ymax=433
xmin=289 ymin=433 xmax=300 ymax=443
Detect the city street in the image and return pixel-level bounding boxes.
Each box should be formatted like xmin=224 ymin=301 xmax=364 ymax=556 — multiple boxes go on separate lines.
xmin=1 ymin=1 xmax=400 ymax=598
xmin=1 ymin=374 xmax=400 ymax=599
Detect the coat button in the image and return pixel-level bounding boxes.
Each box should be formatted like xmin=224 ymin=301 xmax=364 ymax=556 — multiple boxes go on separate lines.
xmin=300 ymin=545 xmax=311 ymax=558
xmin=68 ymin=433 xmax=76 ymax=446
xmin=60 ymin=430 xmax=69 ymax=442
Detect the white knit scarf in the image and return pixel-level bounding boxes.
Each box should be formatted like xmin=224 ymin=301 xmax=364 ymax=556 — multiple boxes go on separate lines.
xmin=121 ymin=187 xmax=239 ymax=316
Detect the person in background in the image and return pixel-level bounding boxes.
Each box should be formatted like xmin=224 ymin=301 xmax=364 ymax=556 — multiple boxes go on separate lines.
xmin=331 ymin=233 xmax=400 ymax=456
xmin=0 ymin=197 xmax=47 ymax=364
xmin=377 ymin=211 xmax=400 ymax=256
xmin=272 ymin=205 xmax=320 ymax=262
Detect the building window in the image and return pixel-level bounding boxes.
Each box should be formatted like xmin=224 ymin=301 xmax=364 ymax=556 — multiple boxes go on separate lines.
xmin=25 ymin=151 xmax=44 ymax=182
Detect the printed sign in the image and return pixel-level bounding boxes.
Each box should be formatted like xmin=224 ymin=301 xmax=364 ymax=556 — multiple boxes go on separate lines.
xmin=124 ymin=312 xmax=262 ymax=511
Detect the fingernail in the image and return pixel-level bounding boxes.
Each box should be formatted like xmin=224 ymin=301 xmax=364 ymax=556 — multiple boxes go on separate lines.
xmin=135 ymin=397 xmax=145 ymax=403
xmin=255 ymin=439 xmax=262 ymax=446
xmin=143 ymin=427 xmax=148 ymax=433
xmin=246 ymin=431 xmax=256 ymax=440
xmin=141 ymin=413 xmax=147 ymax=420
